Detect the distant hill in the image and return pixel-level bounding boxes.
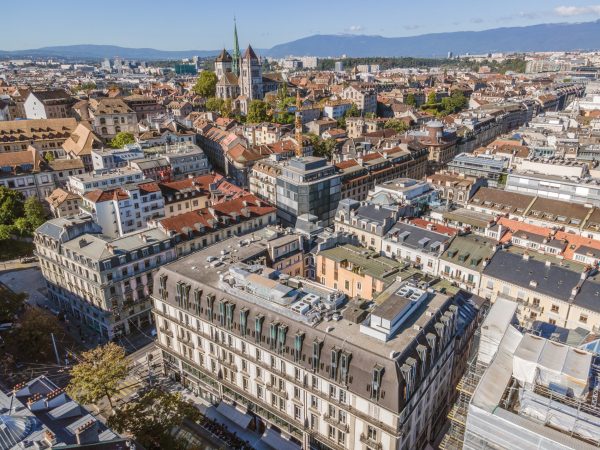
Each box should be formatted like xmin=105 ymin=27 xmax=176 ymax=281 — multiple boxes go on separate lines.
xmin=0 ymin=45 xmax=221 ymax=60
xmin=1 ymin=20 xmax=600 ymax=60
xmin=265 ymin=20 xmax=600 ymax=58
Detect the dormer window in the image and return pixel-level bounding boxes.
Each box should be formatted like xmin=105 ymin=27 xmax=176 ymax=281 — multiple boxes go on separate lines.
xmin=371 ymin=365 xmax=384 ymax=400
xmin=330 ymin=348 xmax=339 ymax=380
xmin=239 ymin=308 xmax=249 ymax=336
xmin=277 ymin=324 xmax=287 ymax=354
xmin=340 ymin=352 xmax=351 ymax=384
xmin=255 ymin=315 xmax=264 ymax=343
xmin=294 ymin=333 xmax=304 ymax=362
xmin=312 ymin=340 xmax=321 ymax=371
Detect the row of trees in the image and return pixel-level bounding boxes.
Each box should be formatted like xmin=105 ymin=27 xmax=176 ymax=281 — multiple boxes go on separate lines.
xmin=0 ymin=187 xmax=46 ymax=241
xmin=315 ymin=56 xmax=527 ymax=73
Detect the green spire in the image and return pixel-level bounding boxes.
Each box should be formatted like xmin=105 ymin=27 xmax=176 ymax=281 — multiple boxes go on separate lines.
xmin=232 ymin=18 xmax=240 ymax=77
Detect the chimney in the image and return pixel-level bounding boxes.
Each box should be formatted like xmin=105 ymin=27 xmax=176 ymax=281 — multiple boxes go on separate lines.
xmin=44 ymin=431 xmax=57 ymax=446
xmin=75 ymin=419 xmax=99 ymax=445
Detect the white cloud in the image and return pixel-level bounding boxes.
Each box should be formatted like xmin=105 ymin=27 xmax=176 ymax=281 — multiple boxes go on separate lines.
xmin=346 ymin=25 xmax=364 ymax=33
xmin=555 ymin=5 xmax=600 ymax=16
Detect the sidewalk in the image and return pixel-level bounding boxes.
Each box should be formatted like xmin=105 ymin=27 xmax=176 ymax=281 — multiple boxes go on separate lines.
xmin=164 ymin=381 xmax=271 ymax=450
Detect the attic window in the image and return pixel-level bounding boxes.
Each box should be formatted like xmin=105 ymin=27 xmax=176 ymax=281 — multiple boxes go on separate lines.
xmin=371 ymin=365 xmax=384 ymax=401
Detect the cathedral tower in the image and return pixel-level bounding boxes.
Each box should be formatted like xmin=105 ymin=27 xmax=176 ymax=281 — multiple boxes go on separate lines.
xmin=232 ymin=19 xmax=240 ymax=77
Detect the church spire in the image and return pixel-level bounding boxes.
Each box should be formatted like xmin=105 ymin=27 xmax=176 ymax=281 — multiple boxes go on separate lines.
xmin=232 ymin=18 xmax=240 ymax=77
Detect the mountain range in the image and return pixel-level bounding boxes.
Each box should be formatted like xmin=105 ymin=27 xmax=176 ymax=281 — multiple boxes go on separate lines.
xmin=2 ymin=20 xmax=600 ymax=60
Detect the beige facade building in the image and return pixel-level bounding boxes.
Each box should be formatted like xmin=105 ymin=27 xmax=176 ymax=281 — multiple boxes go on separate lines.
xmin=316 ymin=245 xmax=404 ymax=300
xmin=152 ymin=234 xmax=480 ymax=450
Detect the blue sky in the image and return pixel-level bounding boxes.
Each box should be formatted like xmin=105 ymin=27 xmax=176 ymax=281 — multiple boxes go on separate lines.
xmin=3 ymin=0 xmax=600 ymax=50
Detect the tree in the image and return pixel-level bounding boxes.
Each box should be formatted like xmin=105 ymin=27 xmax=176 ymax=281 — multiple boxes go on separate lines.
xmin=108 ymin=389 xmax=201 ymax=450
xmin=0 ymin=286 xmax=26 ymax=323
xmin=405 ymin=93 xmax=417 ymax=106
xmin=204 ymin=97 xmax=224 ymax=113
xmin=44 ymin=152 xmax=55 ymax=162
xmin=205 ymin=97 xmax=232 ymax=117
xmin=384 ymin=119 xmax=410 ymax=134
xmin=24 ymin=197 xmax=46 ymax=232
xmin=346 ymin=103 xmax=360 ymax=118
xmin=440 ymin=91 xmax=468 ymax=115
xmin=426 ymin=91 xmax=437 ymax=105
xmin=310 ymin=135 xmax=337 ymax=160
xmin=338 ymin=103 xmax=360 ymax=128
xmin=109 ymin=132 xmax=135 ymax=149
xmin=0 ymin=224 xmax=12 ymax=241
xmin=193 ymin=71 xmax=218 ymax=97
xmin=0 ymin=187 xmax=24 ymax=226
xmin=247 ymin=100 xmax=271 ymax=123
xmin=7 ymin=307 xmax=62 ymax=362
xmin=67 ymin=342 xmax=129 ymax=408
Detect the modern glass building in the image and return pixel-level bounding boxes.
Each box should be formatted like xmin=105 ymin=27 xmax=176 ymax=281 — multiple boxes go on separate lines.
xmin=276 ymin=157 xmax=341 ymax=227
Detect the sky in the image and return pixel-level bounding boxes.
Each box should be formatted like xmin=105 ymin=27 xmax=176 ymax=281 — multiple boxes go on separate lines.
xmin=3 ymin=0 xmax=600 ymax=50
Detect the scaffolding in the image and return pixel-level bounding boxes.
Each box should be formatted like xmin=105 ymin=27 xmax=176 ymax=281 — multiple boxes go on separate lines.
xmin=440 ymin=357 xmax=489 ymax=450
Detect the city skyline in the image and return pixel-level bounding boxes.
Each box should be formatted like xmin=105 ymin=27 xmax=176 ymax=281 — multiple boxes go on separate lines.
xmin=3 ymin=0 xmax=600 ymax=51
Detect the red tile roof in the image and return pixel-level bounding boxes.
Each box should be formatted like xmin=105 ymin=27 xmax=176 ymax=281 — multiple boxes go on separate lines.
xmin=158 ymin=194 xmax=275 ymax=239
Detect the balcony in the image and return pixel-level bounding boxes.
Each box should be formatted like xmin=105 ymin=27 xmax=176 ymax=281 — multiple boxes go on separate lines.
xmin=359 ymin=434 xmax=382 ymax=450
xmin=266 ymin=382 xmax=289 ymax=399
xmin=159 ymin=326 xmax=173 ymax=337
xmin=221 ymin=359 xmax=238 ymax=373
xmin=323 ymin=414 xmax=349 ymax=433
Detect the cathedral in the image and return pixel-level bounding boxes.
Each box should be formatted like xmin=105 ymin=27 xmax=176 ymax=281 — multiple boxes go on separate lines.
xmin=215 ymin=21 xmax=264 ymax=106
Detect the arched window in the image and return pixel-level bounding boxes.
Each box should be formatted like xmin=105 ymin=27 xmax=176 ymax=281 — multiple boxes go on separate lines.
xmin=99 ymin=117 xmax=106 ymax=125
xmin=115 ymin=126 xmax=121 ymax=133
xmin=101 ymin=127 xmax=107 ymax=135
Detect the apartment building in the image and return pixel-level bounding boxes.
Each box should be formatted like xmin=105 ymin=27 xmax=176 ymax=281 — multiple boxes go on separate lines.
xmin=446 ymin=153 xmax=509 ymax=188
xmin=438 ymin=234 xmax=498 ymax=293
xmin=150 ymin=194 xmax=276 ymax=256
xmin=368 ymin=178 xmax=436 ymax=209
xmin=249 ymin=158 xmax=280 ymax=205
xmin=123 ymin=94 xmax=165 ymax=121
xmin=81 ymin=182 xmax=165 ymax=238
xmin=316 ymin=244 xmax=404 ymax=300
xmin=0 ymin=146 xmax=84 ymax=201
xmin=35 ymin=216 xmax=177 ymax=339
xmin=85 ymin=98 xmax=138 ymax=139
xmin=91 ymin=145 xmax=144 ymax=171
xmin=152 ymin=235 xmax=479 ymax=450
xmin=46 ymin=187 xmax=82 ymax=218
xmin=480 ymin=250 xmax=600 ymax=332
xmin=341 ymin=86 xmax=377 ymax=114
xmin=336 ymin=146 xmax=429 ymax=202
xmin=426 ymin=171 xmax=484 ymax=206
xmin=0 ymin=118 xmax=77 ymax=153
xmin=334 ymin=199 xmax=402 ymax=252
xmin=24 ymin=89 xmax=74 ymax=119
xmin=345 ymin=117 xmax=386 ymax=139
xmin=68 ymin=167 xmax=145 ymax=195
xmin=382 ymin=222 xmax=453 ymax=275
xmin=506 ymin=171 xmax=600 ymax=207
xmin=159 ymin=175 xmax=214 ymax=217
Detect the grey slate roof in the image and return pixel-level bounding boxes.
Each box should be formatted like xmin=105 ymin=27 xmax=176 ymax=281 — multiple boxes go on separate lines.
xmin=386 ymin=222 xmax=451 ymax=254
xmin=484 ymin=250 xmax=582 ymax=301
